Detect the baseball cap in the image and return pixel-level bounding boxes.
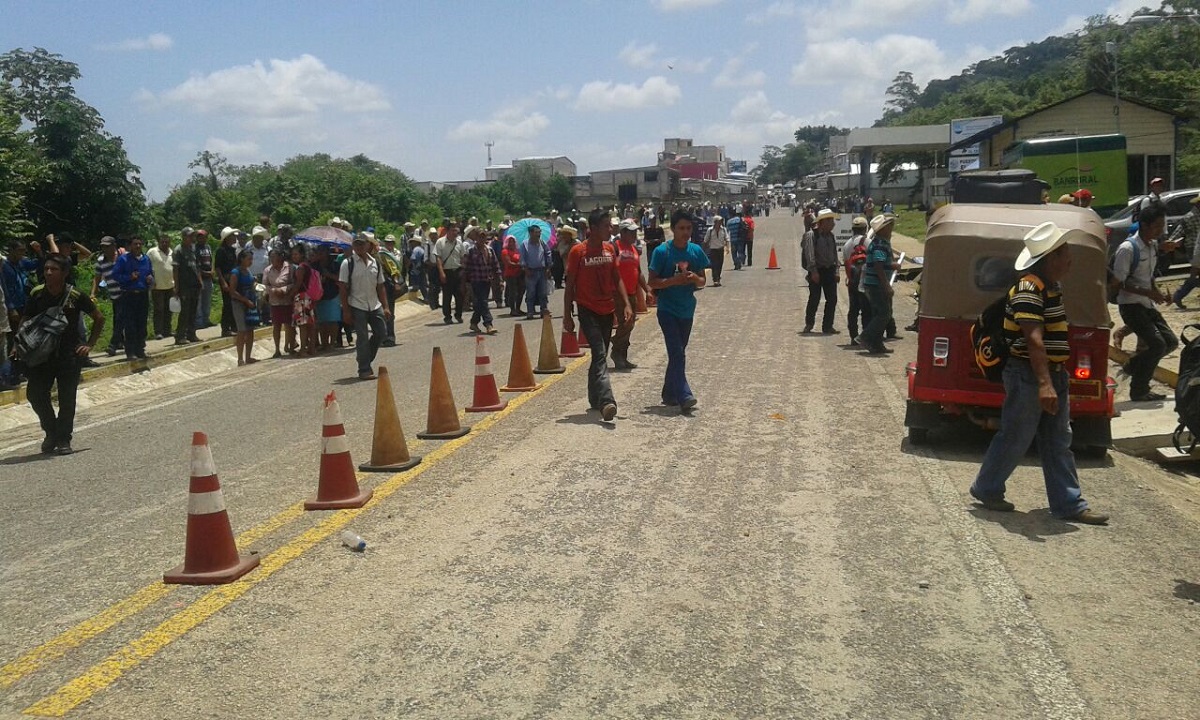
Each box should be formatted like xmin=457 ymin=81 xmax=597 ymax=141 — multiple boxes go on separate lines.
xmin=619 ymin=219 xmax=639 ymax=232
xmin=99 ymin=235 xmax=115 ymax=246
xmin=181 ymin=226 xmax=195 ymax=236
xmin=852 ymin=216 xmax=868 ymax=229
xmin=1150 ymin=177 xmax=1165 ymax=185
xmin=1073 ymin=189 xmax=1093 ymax=201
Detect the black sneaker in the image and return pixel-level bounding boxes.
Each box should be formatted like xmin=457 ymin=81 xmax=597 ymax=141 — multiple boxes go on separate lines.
xmin=41 ymin=436 xmax=56 ymax=454
xmin=970 ymin=488 xmax=1015 ymax=512
xmin=1130 ymin=391 xmax=1166 ymax=402
xmin=55 ymin=442 xmax=74 ymax=456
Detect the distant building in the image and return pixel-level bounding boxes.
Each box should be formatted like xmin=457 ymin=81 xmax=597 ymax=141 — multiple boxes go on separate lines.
xmin=577 ymin=166 xmax=680 ymax=208
xmin=486 ymin=156 xmax=577 ymax=181
xmin=660 ymin=138 xmax=727 ymax=180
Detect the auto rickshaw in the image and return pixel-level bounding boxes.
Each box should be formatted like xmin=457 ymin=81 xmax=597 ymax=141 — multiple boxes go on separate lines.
xmin=904 ymin=203 xmax=1117 ymax=456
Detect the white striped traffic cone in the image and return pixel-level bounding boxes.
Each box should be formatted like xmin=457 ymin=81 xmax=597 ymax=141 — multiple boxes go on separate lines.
xmin=466 ymin=335 xmax=508 ymax=413
xmin=163 ymin=432 xmax=260 ymax=585
xmin=305 ymin=391 xmax=373 ymax=510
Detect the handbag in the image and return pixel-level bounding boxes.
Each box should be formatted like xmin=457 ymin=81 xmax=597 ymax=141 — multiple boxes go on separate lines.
xmin=15 ymin=286 xmax=73 ymax=367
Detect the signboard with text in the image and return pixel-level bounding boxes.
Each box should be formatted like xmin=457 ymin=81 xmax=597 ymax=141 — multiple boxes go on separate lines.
xmin=949 ymin=115 xmax=1004 ymax=157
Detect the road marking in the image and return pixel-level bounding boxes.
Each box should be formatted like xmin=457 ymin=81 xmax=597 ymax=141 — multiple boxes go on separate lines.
xmin=22 ymin=355 xmax=587 ymax=717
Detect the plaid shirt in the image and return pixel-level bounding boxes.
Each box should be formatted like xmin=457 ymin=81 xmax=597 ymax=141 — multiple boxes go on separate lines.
xmin=1171 ymin=208 xmax=1200 ymax=265
xmin=463 ymin=243 xmax=498 ymax=283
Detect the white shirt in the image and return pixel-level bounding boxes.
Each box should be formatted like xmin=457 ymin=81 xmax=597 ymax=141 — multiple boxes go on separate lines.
xmin=338 ymin=252 xmax=384 ymax=311
xmin=433 ymin=237 xmax=465 ymax=270
xmin=243 ymin=241 xmax=271 ymax=276
xmin=1112 ymin=233 xmax=1158 ymax=309
xmin=146 ymin=246 xmax=175 ymax=291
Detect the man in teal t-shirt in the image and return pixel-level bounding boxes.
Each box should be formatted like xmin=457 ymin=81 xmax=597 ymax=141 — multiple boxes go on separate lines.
xmin=648 ymin=209 xmax=710 ymax=411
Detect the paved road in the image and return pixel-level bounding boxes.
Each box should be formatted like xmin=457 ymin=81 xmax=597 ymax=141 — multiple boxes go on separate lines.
xmin=2 ymin=215 xmax=1198 ymax=719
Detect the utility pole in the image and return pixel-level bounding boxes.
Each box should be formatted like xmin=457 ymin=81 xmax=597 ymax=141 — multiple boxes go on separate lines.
xmin=485 ymin=141 xmax=494 ymax=166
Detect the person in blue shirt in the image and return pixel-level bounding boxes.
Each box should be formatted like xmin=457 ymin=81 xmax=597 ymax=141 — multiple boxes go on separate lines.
xmin=519 ymin=224 xmax=554 ymax=320
xmin=648 ymin=209 xmax=710 ymax=411
xmin=859 ymin=215 xmax=899 ymax=354
xmin=112 ymin=236 xmax=154 ymax=360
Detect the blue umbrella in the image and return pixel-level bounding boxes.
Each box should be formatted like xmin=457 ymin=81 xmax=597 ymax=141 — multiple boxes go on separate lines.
xmin=504 ymin=218 xmax=554 ymax=246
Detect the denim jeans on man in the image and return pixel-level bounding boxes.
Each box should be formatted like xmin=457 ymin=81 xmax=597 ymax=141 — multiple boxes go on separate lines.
xmin=525 ymin=270 xmax=549 ymax=317
xmin=196 ymin=277 xmax=213 ymax=328
xmin=352 ymin=307 xmax=386 ymax=375
xmin=470 ymin=281 xmax=494 ymax=328
xmin=578 ymin=307 xmax=616 ymax=409
xmin=861 ymin=285 xmax=892 ymax=349
xmin=1118 ymin=303 xmax=1179 ymax=396
xmin=657 ymin=312 xmax=694 ymax=404
xmin=970 ymin=359 xmax=1088 ymax=518
xmin=730 ymin=240 xmax=746 ymax=270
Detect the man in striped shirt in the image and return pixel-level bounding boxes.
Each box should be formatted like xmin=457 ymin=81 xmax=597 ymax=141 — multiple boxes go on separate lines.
xmin=970 ymin=222 xmax=1108 ymax=525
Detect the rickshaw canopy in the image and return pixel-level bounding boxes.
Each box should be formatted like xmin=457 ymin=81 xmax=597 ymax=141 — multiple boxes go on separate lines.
xmin=921 ymin=203 xmax=1110 ymax=327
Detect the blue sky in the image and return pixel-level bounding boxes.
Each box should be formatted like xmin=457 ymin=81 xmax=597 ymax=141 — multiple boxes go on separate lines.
xmin=2 ymin=0 xmax=1151 ymax=200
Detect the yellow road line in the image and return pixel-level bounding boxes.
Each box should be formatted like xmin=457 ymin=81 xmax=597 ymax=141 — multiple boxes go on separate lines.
xmin=1 ymin=401 xmax=445 ymax=689
xmin=24 ymin=356 xmax=586 ymax=717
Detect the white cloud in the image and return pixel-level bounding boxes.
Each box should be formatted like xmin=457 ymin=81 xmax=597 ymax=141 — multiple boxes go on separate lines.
xmin=713 ymin=57 xmax=766 ymax=88
xmin=574 ymin=76 xmax=682 ymax=112
xmin=204 ymin=137 xmax=261 ymax=162
xmin=654 ymin=0 xmax=724 ymax=10
xmin=947 ymin=0 xmax=1031 ymax=24
xmin=669 ymin=56 xmax=713 ymax=73
xmin=747 ymin=1 xmax=798 ymax=24
xmin=447 ymin=106 xmax=550 ymax=142
xmin=701 ymin=91 xmax=827 ymax=149
xmin=152 ymin=55 xmax=389 ymax=129
xmin=619 ymin=42 xmax=659 ymax=69
xmin=99 ymin=33 xmax=173 ymax=52
xmin=791 ymin=34 xmax=950 ymax=87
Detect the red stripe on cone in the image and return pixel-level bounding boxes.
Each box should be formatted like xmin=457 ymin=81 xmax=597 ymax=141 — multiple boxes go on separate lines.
xmin=163 ymin=432 xmax=260 ymax=585
xmin=559 ymin=329 xmax=584 ymax=358
xmin=305 ymin=392 xmax=373 ymax=510
xmin=467 ymin=336 xmax=508 ymax=413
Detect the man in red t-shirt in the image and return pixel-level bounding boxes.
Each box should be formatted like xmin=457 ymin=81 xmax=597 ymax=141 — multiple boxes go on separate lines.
xmin=741 ymin=202 xmax=757 ymax=266
xmin=564 ymin=208 xmax=633 ymax=422
xmin=613 ymin=219 xmax=650 ymax=370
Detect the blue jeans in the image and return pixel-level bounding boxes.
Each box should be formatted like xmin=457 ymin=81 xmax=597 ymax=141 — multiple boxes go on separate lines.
xmin=657 ymin=312 xmax=694 ymax=404
xmin=731 ymin=240 xmax=746 ymax=269
xmin=971 ymin=359 xmax=1088 ymax=518
xmin=196 ymin=278 xmax=213 ymax=327
xmin=862 ymin=285 xmax=892 ymax=349
xmin=352 ymin=307 xmax=386 ymax=375
xmin=578 ymin=306 xmax=615 ymax=409
xmin=470 ymin=281 xmax=493 ymax=327
xmin=525 ymin=270 xmax=549 ymax=315
xmin=1173 ymin=272 xmax=1200 ymax=305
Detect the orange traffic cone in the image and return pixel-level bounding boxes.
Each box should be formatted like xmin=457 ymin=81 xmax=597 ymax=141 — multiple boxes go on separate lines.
xmin=635 ymin=287 xmax=649 ymax=314
xmin=466 ymin=336 xmax=508 ymax=413
xmin=560 ymin=327 xmax=585 ymax=358
xmin=306 ymin=392 xmax=373 ymax=510
xmin=164 ymin=432 xmax=260 ymax=585
xmin=766 ymin=246 xmax=781 ymax=270
xmin=359 ymin=367 xmax=421 ymax=473
xmin=577 ymin=327 xmax=589 ymax=353
xmin=417 ymin=347 xmax=472 ymax=439
xmin=501 ymin=324 xmax=540 ymax=392
xmin=534 ymin=314 xmax=565 ymax=374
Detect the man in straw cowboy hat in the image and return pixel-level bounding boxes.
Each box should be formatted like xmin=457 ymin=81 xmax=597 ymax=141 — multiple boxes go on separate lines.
xmin=801 ymin=208 xmax=841 ymax=334
xmin=969 ymin=221 xmax=1108 ymax=525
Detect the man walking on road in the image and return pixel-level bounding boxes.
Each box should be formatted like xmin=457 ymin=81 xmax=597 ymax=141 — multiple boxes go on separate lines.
xmin=1170 ymin=196 xmax=1200 ymax=308
xmin=520 ymin=224 xmax=554 ymax=320
xmin=648 ymin=209 xmax=709 ymax=411
xmin=564 ymin=208 xmax=632 ymax=422
xmin=613 ymin=220 xmax=650 ymax=370
xmin=23 ymin=255 xmax=105 ymax=455
xmin=338 ymin=235 xmax=391 ymax=380
xmin=434 ymin=223 xmax=466 ymax=324
xmin=463 ymin=227 xmax=500 ymax=334
xmin=1111 ymin=203 xmax=1179 ymax=402
xmin=858 ymin=215 xmax=899 ymax=355
xmin=970 ymin=222 xmax=1108 ymax=525
xmin=702 ymin=216 xmax=728 ymax=286
xmin=801 ymin=208 xmax=841 ymax=334
xmin=842 ymin=216 xmax=870 ymax=342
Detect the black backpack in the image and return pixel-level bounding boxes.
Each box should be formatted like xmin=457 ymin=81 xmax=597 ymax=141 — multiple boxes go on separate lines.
xmin=970 ymin=274 xmax=1044 ymax=383
xmin=1106 ymin=238 xmax=1140 ymax=305
xmin=1172 ymin=324 xmax=1200 ymax=453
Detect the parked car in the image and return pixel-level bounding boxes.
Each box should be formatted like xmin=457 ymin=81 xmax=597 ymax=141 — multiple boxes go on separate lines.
xmin=1103 ymin=187 xmax=1200 ymax=262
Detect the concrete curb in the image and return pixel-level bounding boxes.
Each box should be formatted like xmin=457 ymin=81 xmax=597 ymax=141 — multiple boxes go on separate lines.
xmin=0 ymin=297 xmax=431 ymax=410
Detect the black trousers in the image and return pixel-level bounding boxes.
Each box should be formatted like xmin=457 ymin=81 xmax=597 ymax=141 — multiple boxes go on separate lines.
xmin=175 ymin=291 xmax=199 ymax=341
xmin=151 ymin=288 xmax=174 ymax=337
xmin=27 ymin=356 xmax=82 ymax=444
xmin=220 ymin=289 xmax=236 ymax=334
xmin=441 ymin=269 xmax=463 ymax=320
xmin=805 ymin=267 xmax=839 ymax=331
xmin=707 ymin=249 xmax=725 ymax=283
xmin=745 ymin=241 xmax=755 ymax=267
xmin=1119 ymin=303 xmax=1179 ymax=395
xmin=121 ymin=291 xmax=149 ymax=358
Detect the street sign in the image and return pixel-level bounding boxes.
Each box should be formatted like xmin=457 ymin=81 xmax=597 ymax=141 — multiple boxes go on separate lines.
xmin=950 ymin=115 xmax=1003 ymax=157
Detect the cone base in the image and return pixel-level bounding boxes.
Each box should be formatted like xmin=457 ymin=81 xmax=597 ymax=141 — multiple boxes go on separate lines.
xmin=305 ymin=487 xmax=373 ymax=510
xmin=417 ymin=425 xmax=472 ymax=440
xmin=359 ymin=456 xmax=422 ymax=473
xmin=164 ymin=553 xmax=260 ymax=585
xmin=766 ymin=267 xmax=781 ymax=270
xmin=559 ymin=350 xmax=585 ymax=358
xmin=466 ymin=398 xmax=509 ymax=413
xmin=500 ymin=382 xmax=540 ymax=392
xmin=533 ymin=366 xmax=566 ymax=375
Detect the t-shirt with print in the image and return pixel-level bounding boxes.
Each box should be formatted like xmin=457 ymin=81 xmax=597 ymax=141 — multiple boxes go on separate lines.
xmin=862 ymin=236 xmax=892 ymax=287
xmin=649 ymin=241 xmax=710 ymax=319
xmin=567 ymin=242 xmax=619 ymax=315
xmin=614 ymin=241 xmax=641 ymax=296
